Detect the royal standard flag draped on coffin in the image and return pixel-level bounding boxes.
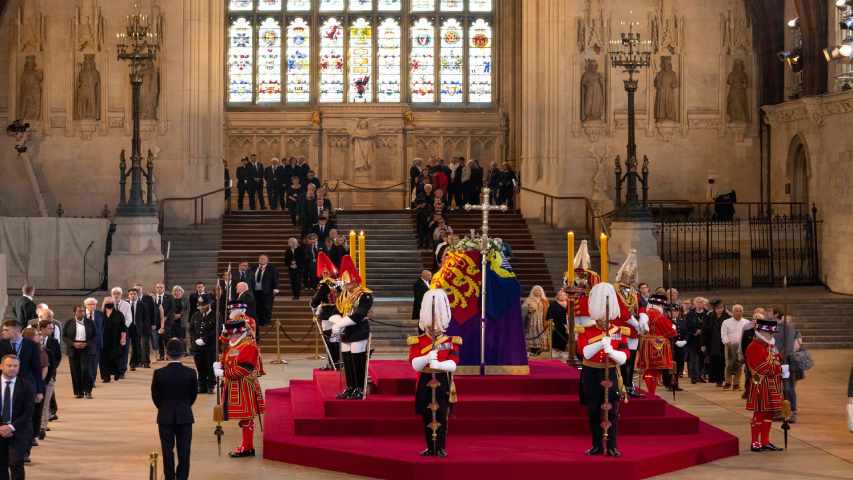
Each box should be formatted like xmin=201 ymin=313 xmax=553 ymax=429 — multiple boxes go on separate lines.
xmin=431 ymin=249 xmax=529 ymax=375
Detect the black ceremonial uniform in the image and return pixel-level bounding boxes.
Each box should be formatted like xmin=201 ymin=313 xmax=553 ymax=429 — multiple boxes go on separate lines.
xmin=311 ymin=279 xmax=342 ymax=369
xmin=189 ymin=307 xmax=217 ymax=393
xmin=335 ymin=286 xmax=373 ymax=399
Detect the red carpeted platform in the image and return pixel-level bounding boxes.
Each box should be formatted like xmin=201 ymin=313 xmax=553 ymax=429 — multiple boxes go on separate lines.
xmin=263 ymin=360 xmax=738 ymax=480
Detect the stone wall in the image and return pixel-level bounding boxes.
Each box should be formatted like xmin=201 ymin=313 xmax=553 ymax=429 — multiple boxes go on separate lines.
xmin=0 ymin=0 xmax=224 ymax=224
xmin=763 ymin=92 xmax=853 ymax=295
xmin=518 ymin=0 xmax=762 ymax=228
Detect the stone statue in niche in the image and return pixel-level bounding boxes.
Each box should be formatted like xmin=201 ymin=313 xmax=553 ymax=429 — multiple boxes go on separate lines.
xmin=654 ymin=56 xmax=679 ymax=122
xmin=726 ymin=59 xmax=750 ymax=123
xmin=580 ymin=59 xmax=605 ymax=122
xmin=75 ymin=54 xmax=100 ymax=120
xmin=140 ymin=58 xmax=160 ymax=120
xmin=350 ymin=119 xmax=375 ymax=172
xmin=19 ymin=56 xmax=43 ymax=120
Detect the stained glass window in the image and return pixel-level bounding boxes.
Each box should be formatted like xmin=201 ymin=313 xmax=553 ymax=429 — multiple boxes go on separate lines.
xmin=411 ymin=0 xmax=434 ymax=12
xmin=226 ymin=0 xmax=494 ymax=106
xmin=229 ymin=0 xmax=253 ymax=11
xmin=469 ymin=0 xmax=491 ymax=12
xmin=377 ymin=0 xmax=401 ymax=11
xmin=439 ymin=18 xmax=464 ymax=103
xmin=348 ymin=18 xmax=373 ymax=102
xmin=377 ymin=18 xmax=401 ymax=102
xmin=288 ymin=0 xmax=311 ymax=9
xmin=286 ymin=17 xmax=310 ymax=102
xmin=468 ymin=19 xmax=492 ymax=103
xmin=228 ymin=17 xmax=254 ymax=103
xmin=319 ymin=18 xmax=345 ymax=102
xmin=410 ymin=18 xmax=435 ymax=103
xmin=319 ymin=0 xmax=344 ymax=11
xmin=440 ymin=0 xmax=463 ymax=12
xmin=256 ymin=18 xmax=282 ymax=103
xmin=349 ymin=0 xmax=372 ymax=11
xmin=258 ymin=0 xmax=283 ymax=11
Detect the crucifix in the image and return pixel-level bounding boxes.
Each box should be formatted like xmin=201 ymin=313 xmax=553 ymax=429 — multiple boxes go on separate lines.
xmin=464 ymin=187 xmax=507 ymax=375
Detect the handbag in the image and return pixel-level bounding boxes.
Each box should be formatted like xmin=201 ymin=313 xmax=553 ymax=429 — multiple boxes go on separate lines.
xmin=790 ymin=348 xmax=814 ymax=372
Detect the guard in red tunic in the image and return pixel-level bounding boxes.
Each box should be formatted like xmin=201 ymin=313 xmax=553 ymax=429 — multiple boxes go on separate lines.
xmin=635 ymin=294 xmax=677 ymax=396
xmin=613 ymin=250 xmax=645 ymax=398
xmin=745 ymin=316 xmax=785 ymax=452
xmin=408 ymin=288 xmax=460 ymax=457
xmin=214 ymin=317 xmax=265 ymax=458
xmin=565 ymin=240 xmax=601 ymax=361
xmin=578 ymin=282 xmax=631 ymax=457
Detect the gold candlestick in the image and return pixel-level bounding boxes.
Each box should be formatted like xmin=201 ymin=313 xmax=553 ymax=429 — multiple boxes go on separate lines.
xmin=566 ymin=231 xmax=575 ymax=285
xmin=358 ymin=231 xmax=366 ymax=287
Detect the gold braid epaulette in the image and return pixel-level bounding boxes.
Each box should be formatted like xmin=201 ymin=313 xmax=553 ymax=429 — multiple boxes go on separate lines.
xmin=335 ymin=286 xmax=373 ymax=316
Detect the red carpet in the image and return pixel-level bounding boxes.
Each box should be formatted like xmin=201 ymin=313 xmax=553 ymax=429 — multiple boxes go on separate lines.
xmin=263 ymin=360 xmax=738 ymax=479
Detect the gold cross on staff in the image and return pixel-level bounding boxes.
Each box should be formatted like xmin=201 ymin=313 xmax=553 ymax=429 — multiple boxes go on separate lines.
xmin=462 ymin=187 xmax=507 ymax=374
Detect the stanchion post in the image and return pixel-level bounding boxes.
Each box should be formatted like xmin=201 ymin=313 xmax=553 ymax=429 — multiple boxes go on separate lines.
xmin=149 ymin=451 xmax=158 ymax=480
xmin=270 ymin=318 xmax=285 ymax=365
xmin=313 ymin=325 xmax=321 ymax=360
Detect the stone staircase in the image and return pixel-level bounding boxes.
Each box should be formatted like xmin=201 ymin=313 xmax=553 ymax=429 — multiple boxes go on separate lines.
xmin=163 ymin=220 xmax=222 ymax=289
xmin=420 ymin=210 xmax=555 ymax=294
xmin=215 ymin=210 xmax=418 ymax=354
xmin=683 ymin=286 xmax=853 ymax=349
xmin=526 ymin=218 xmax=598 ymax=294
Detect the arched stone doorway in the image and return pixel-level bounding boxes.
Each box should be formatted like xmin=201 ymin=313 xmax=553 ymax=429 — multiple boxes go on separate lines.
xmin=787 ymin=135 xmax=810 ymax=216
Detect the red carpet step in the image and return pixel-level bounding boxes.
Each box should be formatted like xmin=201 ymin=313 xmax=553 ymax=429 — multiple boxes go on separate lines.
xmin=263 ymin=360 xmax=738 ymax=480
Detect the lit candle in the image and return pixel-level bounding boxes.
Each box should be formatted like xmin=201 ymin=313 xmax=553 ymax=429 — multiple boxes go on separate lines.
xmin=599 ymin=233 xmax=609 ymax=282
xmin=566 ymin=231 xmax=575 ymax=286
xmin=349 ymin=230 xmax=357 ymax=262
xmin=358 ymin=231 xmax=366 ymax=287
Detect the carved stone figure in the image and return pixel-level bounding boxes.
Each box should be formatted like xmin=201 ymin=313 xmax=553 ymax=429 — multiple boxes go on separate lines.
xmin=726 ymin=59 xmax=750 ymax=123
xmin=654 ymin=56 xmax=679 ymax=122
xmin=581 ymin=59 xmax=605 ymax=122
xmin=140 ymin=58 xmax=160 ymax=120
xmin=351 ymin=119 xmax=375 ymax=172
xmin=19 ymin=56 xmax=43 ymax=120
xmin=75 ymin=54 xmax=100 ymax=120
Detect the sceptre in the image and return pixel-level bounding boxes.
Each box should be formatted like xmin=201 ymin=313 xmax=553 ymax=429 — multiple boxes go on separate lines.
xmin=601 ymin=296 xmax=613 ymax=447
xmin=212 ymin=271 xmax=225 ymax=456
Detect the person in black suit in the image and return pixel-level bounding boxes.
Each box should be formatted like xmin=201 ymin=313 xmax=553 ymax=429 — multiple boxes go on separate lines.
xmin=0 ymin=321 xmax=45 ymax=406
xmin=251 ymin=255 xmax=278 ymax=343
xmin=236 ymin=156 xmax=253 ymax=210
xmin=264 ymin=157 xmax=281 ymax=210
xmin=284 ymin=238 xmax=305 ymax=300
xmin=234 ymin=283 xmax=257 ymax=320
xmin=82 ymin=298 xmax=105 ymax=386
xmin=0 ymin=354 xmax=35 ymax=480
xmin=62 ymin=306 xmax=97 ymax=399
xmin=310 ymin=215 xmax=336 ymax=245
xmin=189 ymin=301 xmax=216 ymax=394
xmin=98 ymin=300 xmax=126 ymax=384
xmin=412 ymin=270 xmax=432 ymax=323
xmin=274 ymin=159 xmax=289 ymax=210
xmin=235 ymin=262 xmax=252 ymax=287
xmin=188 ymin=283 xmax=210 ymax=318
xmin=303 ymin=234 xmax=320 ymax=290
xmin=134 ymin=284 xmax=159 ymax=368
xmin=10 ymin=286 xmax=36 ymax=326
xmin=250 ymin=154 xmax=266 ymax=210
xmin=127 ymin=288 xmax=151 ymax=370
xmin=151 ymin=339 xmax=197 ymax=480
xmin=153 ymin=283 xmax=175 ymax=362
xmin=36 ymin=320 xmax=61 ymax=440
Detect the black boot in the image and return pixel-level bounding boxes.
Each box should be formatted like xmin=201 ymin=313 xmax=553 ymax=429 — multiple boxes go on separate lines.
xmin=350 ymin=352 xmax=367 ymax=400
xmin=421 ymin=420 xmax=436 ymax=456
xmin=336 ymin=352 xmax=354 ymax=399
xmin=586 ymin=407 xmax=603 ymax=455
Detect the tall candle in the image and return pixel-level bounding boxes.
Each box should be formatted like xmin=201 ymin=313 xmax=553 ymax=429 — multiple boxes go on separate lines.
xmin=349 ymin=230 xmax=357 ymax=264
xmin=567 ymin=231 xmax=575 ymax=285
xmin=599 ymin=233 xmax=609 ymax=282
xmin=358 ymin=231 xmax=366 ymax=287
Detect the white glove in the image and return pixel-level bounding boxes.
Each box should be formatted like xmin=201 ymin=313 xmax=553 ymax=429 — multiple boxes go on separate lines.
xmin=213 ymin=361 xmax=224 ymax=378
xmin=430 ymin=359 xmax=457 ymax=373
xmin=675 ymin=340 xmax=687 ymax=348
xmin=195 ymin=338 xmax=205 ymax=347
xmin=328 ymin=314 xmax=342 ymax=325
xmin=599 ymin=337 xmax=611 ymax=351
xmin=603 ymin=342 xmax=614 ymax=355
xmin=781 ymin=364 xmax=790 ymax=379
xmin=428 ymin=350 xmax=439 ymax=362
xmin=331 ymin=325 xmax=341 ymax=336
xmin=638 ymin=313 xmax=650 ymax=334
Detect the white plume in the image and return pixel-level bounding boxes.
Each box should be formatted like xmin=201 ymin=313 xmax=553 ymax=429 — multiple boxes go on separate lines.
xmin=419 ymin=288 xmax=452 ymax=332
xmin=588 ymin=282 xmax=621 ymax=322
xmin=573 ymin=240 xmax=591 ymax=270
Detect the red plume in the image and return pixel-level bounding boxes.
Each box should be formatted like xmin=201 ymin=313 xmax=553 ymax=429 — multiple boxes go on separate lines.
xmin=316 ymin=251 xmax=338 ymax=279
xmin=338 ymin=255 xmax=361 ymax=286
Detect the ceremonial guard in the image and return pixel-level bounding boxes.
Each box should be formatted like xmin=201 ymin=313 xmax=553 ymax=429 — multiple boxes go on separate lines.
xmin=566 ymin=240 xmax=600 ymax=358
xmin=329 ymin=255 xmax=373 ymax=400
xmin=189 ymin=298 xmax=216 ymax=394
xmin=214 ymin=314 xmax=265 ymax=458
xmin=614 ymin=251 xmax=644 ymax=398
xmin=745 ymin=316 xmax=786 ymax=452
xmin=311 ymin=252 xmax=342 ymax=370
xmin=635 ymin=294 xmax=677 ymax=396
xmin=408 ymin=288 xmax=460 ymax=457
xmin=577 ymin=282 xmax=629 ymax=457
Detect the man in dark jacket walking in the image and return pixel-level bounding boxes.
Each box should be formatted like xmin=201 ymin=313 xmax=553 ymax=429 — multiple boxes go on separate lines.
xmin=703 ymin=299 xmax=730 ymax=386
xmin=151 ymin=339 xmax=197 ymax=480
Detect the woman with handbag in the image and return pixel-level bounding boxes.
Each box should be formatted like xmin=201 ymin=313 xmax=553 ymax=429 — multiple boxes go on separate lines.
xmin=773 ymin=308 xmax=803 ymax=423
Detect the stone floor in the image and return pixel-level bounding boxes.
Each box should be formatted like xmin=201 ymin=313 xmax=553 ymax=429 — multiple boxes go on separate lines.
xmin=26 ymin=350 xmax=853 ymax=480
